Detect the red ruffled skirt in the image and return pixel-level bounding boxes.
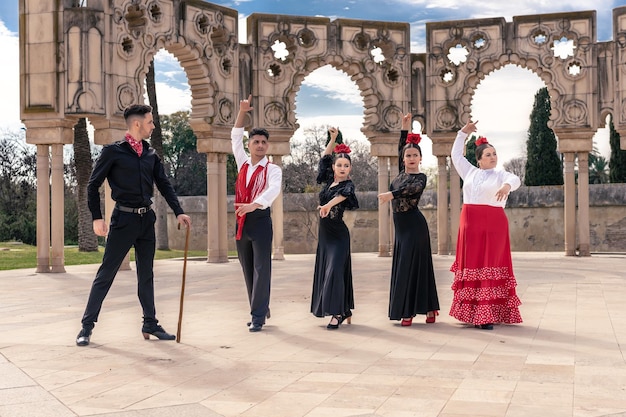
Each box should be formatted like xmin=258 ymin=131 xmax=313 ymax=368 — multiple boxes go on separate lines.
xmin=449 ymin=204 xmax=522 ymax=325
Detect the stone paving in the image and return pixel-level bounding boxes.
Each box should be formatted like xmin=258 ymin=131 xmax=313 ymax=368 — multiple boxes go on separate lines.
xmin=1 ymin=251 xmax=626 ymax=417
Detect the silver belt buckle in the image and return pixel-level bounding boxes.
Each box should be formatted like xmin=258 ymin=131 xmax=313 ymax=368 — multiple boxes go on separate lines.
xmin=137 ymin=207 xmax=148 ymax=214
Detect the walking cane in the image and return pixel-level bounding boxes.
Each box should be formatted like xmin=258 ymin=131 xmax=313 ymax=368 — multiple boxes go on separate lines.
xmin=176 ymin=223 xmax=190 ymax=343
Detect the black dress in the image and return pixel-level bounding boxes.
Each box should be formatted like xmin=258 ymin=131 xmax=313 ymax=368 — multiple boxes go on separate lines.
xmin=388 ymin=131 xmax=440 ymax=320
xmin=311 ymin=154 xmax=359 ymax=318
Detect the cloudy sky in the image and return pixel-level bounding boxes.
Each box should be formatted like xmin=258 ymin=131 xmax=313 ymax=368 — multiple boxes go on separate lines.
xmin=0 ymin=0 xmax=619 ymax=167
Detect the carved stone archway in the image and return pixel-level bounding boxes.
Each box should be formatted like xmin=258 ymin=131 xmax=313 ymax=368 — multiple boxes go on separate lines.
xmin=20 ymin=1 xmax=626 ymax=272
xmin=243 ymin=14 xmax=411 ymax=257
xmin=421 ymin=9 xmax=626 ymax=256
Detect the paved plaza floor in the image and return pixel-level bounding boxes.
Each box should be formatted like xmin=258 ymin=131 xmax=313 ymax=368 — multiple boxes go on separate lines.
xmin=1 ymin=251 xmax=626 ymax=417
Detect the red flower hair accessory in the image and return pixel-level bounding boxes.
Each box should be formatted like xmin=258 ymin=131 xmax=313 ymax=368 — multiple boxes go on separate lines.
xmin=406 ymin=133 xmax=421 ymax=145
xmin=334 ymin=143 xmax=351 ymax=154
xmin=475 ymin=136 xmax=489 ymax=146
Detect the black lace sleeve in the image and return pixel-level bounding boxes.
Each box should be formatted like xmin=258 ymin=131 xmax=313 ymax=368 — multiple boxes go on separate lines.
xmin=335 ymin=180 xmax=359 ymax=210
xmin=391 ymin=172 xmax=426 ymax=199
xmin=316 ymin=154 xmax=334 ymax=184
xmin=390 ymin=172 xmax=427 ymax=213
xmin=398 ymin=130 xmax=408 ymax=172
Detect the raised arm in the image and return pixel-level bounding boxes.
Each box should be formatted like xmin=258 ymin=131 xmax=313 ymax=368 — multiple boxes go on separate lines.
xmin=451 ymin=118 xmax=479 ymax=180
xmin=232 ymin=95 xmax=254 ymax=169
xmin=324 ymin=127 xmax=339 ymax=156
xmin=234 ymin=94 xmax=253 ymax=128
xmin=398 ymin=113 xmax=412 ymax=172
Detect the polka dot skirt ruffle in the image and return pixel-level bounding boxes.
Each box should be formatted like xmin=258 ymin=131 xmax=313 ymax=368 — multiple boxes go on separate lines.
xmin=449 ymin=262 xmax=522 ymax=325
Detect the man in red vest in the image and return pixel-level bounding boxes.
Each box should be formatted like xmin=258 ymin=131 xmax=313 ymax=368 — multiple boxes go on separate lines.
xmin=231 ymin=95 xmax=283 ymax=332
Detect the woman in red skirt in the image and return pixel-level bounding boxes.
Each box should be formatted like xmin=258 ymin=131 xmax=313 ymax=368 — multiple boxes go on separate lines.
xmin=449 ymin=119 xmax=522 ymax=330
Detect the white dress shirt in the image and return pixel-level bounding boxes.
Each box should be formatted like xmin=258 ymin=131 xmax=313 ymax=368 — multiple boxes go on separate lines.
xmin=451 ymin=130 xmax=521 ymax=208
xmin=231 ymin=127 xmax=283 ymax=209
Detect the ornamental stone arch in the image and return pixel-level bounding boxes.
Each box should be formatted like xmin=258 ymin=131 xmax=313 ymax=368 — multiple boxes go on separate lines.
xmin=420 ymin=9 xmax=626 ymax=257
xmin=20 ymin=0 xmax=239 ymax=271
xmin=19 ymin=1 xmax=626 ymax=272
xmin=242 ymin=14 xmax=411 ymax=257
xmin=20 ymin=0 xmax=412 ymax=272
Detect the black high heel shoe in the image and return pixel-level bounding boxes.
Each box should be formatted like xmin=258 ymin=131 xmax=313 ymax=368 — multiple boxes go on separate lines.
xmin=474 ymin=323 xmax=494 ymax=330
xmin=341 ymin=310 xmax=352 ymax=324
xmin=327 ymin=315 xmax=342 ymax=329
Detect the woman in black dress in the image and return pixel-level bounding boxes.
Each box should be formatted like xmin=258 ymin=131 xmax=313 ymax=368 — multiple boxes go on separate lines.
xmin=311 ymin=127 xmax=359 ymax=329
xmin=378 ymin=113 xmax=440 ymax=326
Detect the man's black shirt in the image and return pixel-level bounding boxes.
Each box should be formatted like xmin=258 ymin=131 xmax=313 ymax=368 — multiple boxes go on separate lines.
xmin=87 ymin=139 xmax=184 ymax=220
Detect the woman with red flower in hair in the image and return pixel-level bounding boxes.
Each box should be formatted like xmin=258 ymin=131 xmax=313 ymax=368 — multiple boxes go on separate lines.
xmin=378 ymin=113 xmax=440 ymax=326
xmin=310 ymin=127 xmax=359 ymax=329
xmin=449 ymin=119 xmax=522 ymax=330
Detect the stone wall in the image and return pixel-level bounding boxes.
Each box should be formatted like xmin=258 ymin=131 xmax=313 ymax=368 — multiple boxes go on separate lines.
xmin=168 ymin=184 xmax=626 ymax=253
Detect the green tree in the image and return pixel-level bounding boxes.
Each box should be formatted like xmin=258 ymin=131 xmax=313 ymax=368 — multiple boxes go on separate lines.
xmin=161 ymin=111 xmax=207 ymax=196
xmin=609 ymin=116 xmax=626 ymax=183
xmin=464 ymin=134 xmax=478 ymax=167
xmin=283 ymin=125 xmax=378 ymax=193
xmin=588 ymin=150 xmax=609 ymax=184
xmin=503 ymin=156 xmax=526 ymax=184
xmin=226 ymin=154 xmax=238 ymax=194
xmin=524 ymin=87 xmax=563 ymax=186
xmin=0 ymin=130 xmax=37 ymax=244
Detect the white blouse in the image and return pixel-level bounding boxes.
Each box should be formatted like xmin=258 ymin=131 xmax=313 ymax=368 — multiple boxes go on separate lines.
xmin=451 ymin=130 xmax=521 ymax=208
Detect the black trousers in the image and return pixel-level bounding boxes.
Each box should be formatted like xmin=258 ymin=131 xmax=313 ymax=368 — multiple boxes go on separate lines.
xmin=81 ymin=209 xmax=158 ymax=329
xmin=236 ymin=208 xmax=273 ymax=326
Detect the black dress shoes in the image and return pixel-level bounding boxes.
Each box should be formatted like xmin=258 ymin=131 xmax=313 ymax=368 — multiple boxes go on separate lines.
xmin=76 ymin=328 xmax=92 ymax=346
xmin=474 ymin=323 xmax=494 ymax=330
xmin=247 ymin=309 xmax=271 ymax=327
xmin=142 ymin=324 xmax=176 ymax=340
xmin=249 ymin=323 xmax=263 ymax=332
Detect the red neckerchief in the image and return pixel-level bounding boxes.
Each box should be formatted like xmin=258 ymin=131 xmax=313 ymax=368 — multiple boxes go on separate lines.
xmin=124 ymin=133 xmax=143 ymax=157
xmin=234 ymin=161 xmax=269 ymax=240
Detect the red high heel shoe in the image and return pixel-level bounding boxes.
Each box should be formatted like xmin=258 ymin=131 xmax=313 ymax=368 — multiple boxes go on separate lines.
xmin=401 ymin=317 xmax=413 ymax=326
xmin=425 ymin=311 xmax=439 ymax=323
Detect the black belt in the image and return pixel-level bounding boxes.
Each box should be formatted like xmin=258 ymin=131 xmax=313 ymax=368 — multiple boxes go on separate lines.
xmin=116 ymin=204 xmax=152 ymax=214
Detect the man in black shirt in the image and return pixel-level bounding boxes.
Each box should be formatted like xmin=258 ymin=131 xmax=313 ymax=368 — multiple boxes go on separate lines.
xmin=76 ymin=104 xmax=192 ymax=346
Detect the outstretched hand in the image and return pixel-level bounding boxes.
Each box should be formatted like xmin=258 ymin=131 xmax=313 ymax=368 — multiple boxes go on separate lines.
xmin=495 ymin=184 xmax=511 ymax=201
xmin=401 ymin=113 xmax=412 ymax=131
xmin=378 ymin=191 xmax=393 ymax=205
xmin=328 ymin=127 xmax=339 ymax=142
xmin=461 ymin=119 xmax=478 ymax=134
xmin=239 ymin=94 xmax=253 ymax=113
xmin=318 ymin=204 xmax=331 ymax=218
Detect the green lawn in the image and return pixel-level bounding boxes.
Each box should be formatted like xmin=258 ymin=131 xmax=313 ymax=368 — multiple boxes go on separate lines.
xmin=0 ymin=242 xmax=209 ymax=271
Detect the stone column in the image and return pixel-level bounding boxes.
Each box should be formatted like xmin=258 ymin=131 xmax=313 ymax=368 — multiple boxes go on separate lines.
xmin=207 ymin=152 xmax=226 ymax=262
xmin=378 ymin=156 xmax=391 ymax=257
xmin=577 ymin=152 xmax=590 ymax=256
xmin=195 ymin=126 xmax=233 ymax=263
xmin=218 ymin=153 xmax=228 ymax=261
xmin=436 ymin=156 xmax=449 ymax=254
xmin=449 ymin=161 xmax=460 ymax=255
xmin=50 ymin=144 xmax=66 ymax=273
xmin=271 ymin=155 xmax=284 ymax=260
xmin=563 ymin=152 xmax=576 ymax=256
xmin=36 ymin=145 xmax=50 ymax=272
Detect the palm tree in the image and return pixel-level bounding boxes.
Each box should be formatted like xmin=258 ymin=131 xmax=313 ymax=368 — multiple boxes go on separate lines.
xmin=588 ymin=152 xmax=609 ymax=184
xmin=146 ymin=59 xmax=169 ymax=250
xmin=73 ymin=118 xmax=98 ymax=251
